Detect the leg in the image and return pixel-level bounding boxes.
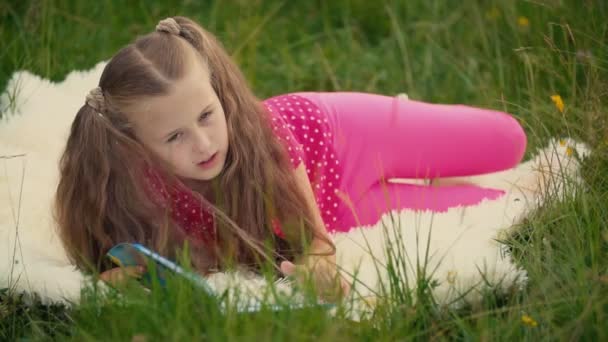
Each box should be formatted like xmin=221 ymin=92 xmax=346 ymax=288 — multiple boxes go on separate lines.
xmin=332 ymin=182 xmax=505 ymax=232
xmin=297 ymin=92 xmax=527 ymax=203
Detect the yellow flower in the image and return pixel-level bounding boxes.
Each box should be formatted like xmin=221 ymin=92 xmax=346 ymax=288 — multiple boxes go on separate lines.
xmin=551 ymin=94 xmax=565 ymax=113
xmin=521 ymin=314 xmax=538 ymax=327
xmin=447 ymin=270 xmax=457 ymax=284
xmin=559 ymin=139 xmax=567 ymax=146
xmin=566 ymin=146 xmax=574 ymax=156
xmin=518 ymin=16 xmax=530 ymax=27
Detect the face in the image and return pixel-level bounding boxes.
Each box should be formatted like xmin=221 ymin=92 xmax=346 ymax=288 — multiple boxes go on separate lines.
xmin=130 ymin=48 xmax=229 ymax=182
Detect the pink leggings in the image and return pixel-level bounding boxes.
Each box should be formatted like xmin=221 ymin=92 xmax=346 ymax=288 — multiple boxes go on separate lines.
xmin=296 ymin=92 xmax=527 ymax=231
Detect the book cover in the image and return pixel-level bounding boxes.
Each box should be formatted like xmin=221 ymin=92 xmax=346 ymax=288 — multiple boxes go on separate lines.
xmin=106 ymin=242 xmax=336 ymax=313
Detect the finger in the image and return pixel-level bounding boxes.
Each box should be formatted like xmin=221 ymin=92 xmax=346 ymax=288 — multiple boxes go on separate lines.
xmin=280 ymin=261 xmax=297 ymax=276
xmin=101 ymin=269 xmax=127 ymax=285
xmin=125 ymin=265 xmax=146 ymax=277
xmin=100 ymin=266 xmax=145 ymax=284
xmin=99 ymin=270 xmax=112 ymax=283
xmin=340 ymin=278 xmax=351 ymax=297
xmin=117 ymin=266 xmax=146 ymax=279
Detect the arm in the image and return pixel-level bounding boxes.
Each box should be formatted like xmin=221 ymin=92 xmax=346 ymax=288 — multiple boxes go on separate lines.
xmin=285 ymin=161 xmax=350 ymax=300
xmin=292 ymin=161 xmax=334 ymax=255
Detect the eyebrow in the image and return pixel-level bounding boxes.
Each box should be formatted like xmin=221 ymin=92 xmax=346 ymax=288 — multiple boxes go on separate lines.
xmin=162 ymin=103 xmax=214 ymax=140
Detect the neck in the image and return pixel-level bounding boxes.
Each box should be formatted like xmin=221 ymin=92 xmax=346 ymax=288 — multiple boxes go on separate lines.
xmin=183 ymin=177 xmax=218 ymax=201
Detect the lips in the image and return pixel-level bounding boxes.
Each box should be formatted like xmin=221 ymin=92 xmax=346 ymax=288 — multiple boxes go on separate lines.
xmin=199 ymin=153 xmax=216 ymax=164
xmin=197 ymin=152 xmax=217 ymax=168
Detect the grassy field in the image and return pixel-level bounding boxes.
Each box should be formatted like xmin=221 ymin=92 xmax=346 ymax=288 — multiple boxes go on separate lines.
xmin=1 ymin=0 xmax=607 ymax=340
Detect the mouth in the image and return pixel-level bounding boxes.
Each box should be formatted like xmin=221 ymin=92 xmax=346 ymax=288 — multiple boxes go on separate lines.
xmin=197 ymin=152 xmax=218 ymax=169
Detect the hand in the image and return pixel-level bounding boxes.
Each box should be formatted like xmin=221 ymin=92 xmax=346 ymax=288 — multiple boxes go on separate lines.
xmin=99 ymin=265 xmax=146 ymax=287
xmin=280 ymin=254 xmax=350 ymax=302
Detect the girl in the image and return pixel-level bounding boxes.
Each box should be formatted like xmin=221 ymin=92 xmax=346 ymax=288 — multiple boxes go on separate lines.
xmin=54 ymin=16 xmax=526 ymax=300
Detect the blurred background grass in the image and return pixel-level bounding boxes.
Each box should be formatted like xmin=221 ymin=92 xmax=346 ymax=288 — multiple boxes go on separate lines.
xmin=1 ymin=0 xmax=607 ymax=340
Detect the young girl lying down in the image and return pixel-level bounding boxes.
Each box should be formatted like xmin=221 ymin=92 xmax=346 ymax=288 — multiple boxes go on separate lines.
xmin=54 ymin=17 xmax=526 ymax=301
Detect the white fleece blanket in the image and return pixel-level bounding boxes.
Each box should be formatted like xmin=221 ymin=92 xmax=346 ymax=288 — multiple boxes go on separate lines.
xmin=0 ymin=62 xmax=590 ymax=318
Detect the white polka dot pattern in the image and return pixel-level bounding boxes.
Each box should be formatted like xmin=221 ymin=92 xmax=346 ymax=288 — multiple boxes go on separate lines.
xmin=265 ymin=104 xmax=305 ymax=168
xmin=263 ymin=94 xmax=343 ymax=233
xmin=143 ymin=167 xmax=216 ymax=243
xmin=143 ymin=94 xmax=344 ymax=244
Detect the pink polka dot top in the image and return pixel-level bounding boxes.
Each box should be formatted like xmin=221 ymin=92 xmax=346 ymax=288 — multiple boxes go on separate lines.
xmin=143 ymin=167 xmax=217 ymax=245
xmin=264 ymin=94 xmax=343 ymax=233
xmin=144 ymin=93 xmax=343 ymax=244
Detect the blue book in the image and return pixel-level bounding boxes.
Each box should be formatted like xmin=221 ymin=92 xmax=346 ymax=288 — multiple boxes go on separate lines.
xmin=106 ymin=242 xmax=335 ymax=313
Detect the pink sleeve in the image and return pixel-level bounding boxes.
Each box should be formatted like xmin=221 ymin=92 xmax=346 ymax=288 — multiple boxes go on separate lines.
xmin=266 ymin=106 xmax=305 ymax=168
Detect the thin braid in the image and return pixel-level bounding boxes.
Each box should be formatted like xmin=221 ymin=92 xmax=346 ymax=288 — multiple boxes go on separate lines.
xmin=155 ymin=17 xmax=202 ymax=66
xmin=85 ymin=87 xmax=106 ymax=115
xmin=156 ymin=18 xmax=181 ymax=35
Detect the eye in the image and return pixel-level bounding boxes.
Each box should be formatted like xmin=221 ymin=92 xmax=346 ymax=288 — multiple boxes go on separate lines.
xmin=166 ymin=132 xmax=182 ymax=143
xmin=199 ymin=111 xmax=212 ymax=122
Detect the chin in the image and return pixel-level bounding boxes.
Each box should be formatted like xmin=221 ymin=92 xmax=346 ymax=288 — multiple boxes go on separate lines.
xmin=190 ymin=170 xmax=220 ymax=182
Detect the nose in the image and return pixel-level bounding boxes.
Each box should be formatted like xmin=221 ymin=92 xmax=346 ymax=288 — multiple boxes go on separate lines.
xmin=192 ymin=129 xmax=212 ymax=154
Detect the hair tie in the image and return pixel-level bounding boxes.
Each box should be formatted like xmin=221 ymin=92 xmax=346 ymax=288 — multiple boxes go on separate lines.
xmin=86 ymin=87 xmax=106 ymax=116
xmin=156 ymin=18 xmax=181 ymax=35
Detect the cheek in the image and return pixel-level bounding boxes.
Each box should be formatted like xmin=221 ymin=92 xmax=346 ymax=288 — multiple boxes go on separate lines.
xmin=150 ymin=145 xmax=186 ymax=168
xmin=168 ymin=146 xmax=190 ymax=164
xmin=221 ymin=119 xmax=230 ymax=145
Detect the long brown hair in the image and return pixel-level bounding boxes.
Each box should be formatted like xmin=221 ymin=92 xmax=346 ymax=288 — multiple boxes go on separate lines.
xmin=54 ymin=16 xmax=334 ymax=274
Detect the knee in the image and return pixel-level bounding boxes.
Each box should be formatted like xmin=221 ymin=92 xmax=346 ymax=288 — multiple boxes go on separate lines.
xmin=500 ymin=111 xmax=528 ymax=165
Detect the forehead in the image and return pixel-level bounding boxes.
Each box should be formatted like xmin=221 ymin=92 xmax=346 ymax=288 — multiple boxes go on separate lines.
xmin=128 ymin=45 xmax=214 ymax=135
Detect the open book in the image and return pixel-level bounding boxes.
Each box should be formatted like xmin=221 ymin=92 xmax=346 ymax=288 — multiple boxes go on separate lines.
xmin=106 ymin=242 xmax=335 ymax=313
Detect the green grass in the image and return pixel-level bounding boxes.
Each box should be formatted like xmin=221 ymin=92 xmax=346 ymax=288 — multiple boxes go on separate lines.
xmin=1 ymin=0 xmax=607 ymax=340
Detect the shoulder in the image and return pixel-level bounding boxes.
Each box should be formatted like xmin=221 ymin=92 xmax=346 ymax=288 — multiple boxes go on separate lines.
xmin=262 ymin=93 xmax=326 ymax=121
xmin=262 ymin=93 xmax=313 ymax=107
